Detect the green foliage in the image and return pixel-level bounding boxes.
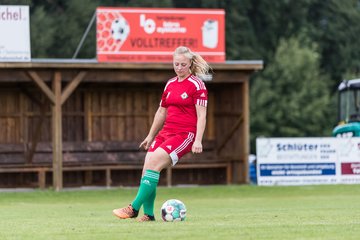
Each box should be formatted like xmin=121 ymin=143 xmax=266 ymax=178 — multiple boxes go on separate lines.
xmin=223 ymin=0 xmax=260 ymax=60
xmin=0 ymin=0 xmax=31 ymax=4
xmin=236 ymin=0 xmax=314 ymax=62
xmin=26 ymin=0 xmax=175 ymax=58
xmin=51 ymin=1 xmax=98 ymax=58
xmin=30 ymin=6 xmax=56 ymax=58
xmin=250 ymin=36 xmax=336 ymax=147
xmin=127 ymin=0 xmax=172 ymax=7
xmin=307 ymin=0 xmax=360 ymax=86
xmin=5 ymin=0 xmax=360 ymax=146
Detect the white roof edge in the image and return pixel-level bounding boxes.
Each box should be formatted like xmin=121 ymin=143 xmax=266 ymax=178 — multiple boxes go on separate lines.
xmin=30 ymin=58 xmax=263 ymax=65
xmin=339 ymin=79 xmax=360 ymax=91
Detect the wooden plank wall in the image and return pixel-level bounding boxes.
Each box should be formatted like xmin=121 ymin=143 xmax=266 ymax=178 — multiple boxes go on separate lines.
xmin=0 ymin=83 xmax=227 ymax=186
xmin=0 ymin=83 xmax=217 ymax=150
xmin=0 ymin=86 xmax=162 ymax=143
xmin=0 ymin=91 xmax=22 ymax=143
xmin=214 ymin=84 xmax=246 ymax=182
xmin=0 ymin=86 xmax=211 ymax=145
xmin=215 ymin=84 xmax=244 ymax=157
xmin=86 ymin=86 xmax=162 ymax=142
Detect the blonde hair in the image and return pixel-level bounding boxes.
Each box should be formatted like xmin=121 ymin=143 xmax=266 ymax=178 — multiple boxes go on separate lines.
xmin=174 ymin=46 xmax=212 ymax=79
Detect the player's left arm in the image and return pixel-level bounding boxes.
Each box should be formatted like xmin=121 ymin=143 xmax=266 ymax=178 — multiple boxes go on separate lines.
xmin=192 ymin=104 xmax=207 ymax=154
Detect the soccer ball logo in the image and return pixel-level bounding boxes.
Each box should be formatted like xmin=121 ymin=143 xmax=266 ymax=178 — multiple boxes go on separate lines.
xmin=161 ymin=199 xmax=186 ymax=222
xmin=111 ymin=17 xmax=130 ymax=42
xmin=97 ymin=12 xmax=129 ymax=52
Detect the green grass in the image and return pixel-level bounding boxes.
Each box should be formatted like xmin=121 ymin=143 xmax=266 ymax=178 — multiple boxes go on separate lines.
xmin=1 ymin=184 xmax=360 ymax=240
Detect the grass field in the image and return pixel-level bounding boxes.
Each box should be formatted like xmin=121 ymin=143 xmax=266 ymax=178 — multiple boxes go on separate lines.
xmin=1 ymin=184 xmax=360 ymax=240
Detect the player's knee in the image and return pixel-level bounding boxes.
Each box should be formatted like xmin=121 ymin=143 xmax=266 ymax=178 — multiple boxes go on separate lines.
xmin=148 ymin=158 xmax=170 ymax=172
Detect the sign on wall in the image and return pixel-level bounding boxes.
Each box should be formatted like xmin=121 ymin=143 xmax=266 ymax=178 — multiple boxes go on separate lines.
xmin=0 ymin=5 xmax=31 ymax=62
xmin=256 ymin=137 xmax=360 ymax=186
xmin=96 ymin=7 xmax=225 ymax=63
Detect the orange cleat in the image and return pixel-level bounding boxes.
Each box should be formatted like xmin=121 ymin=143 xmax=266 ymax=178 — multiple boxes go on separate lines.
xmin=137 ymin=214 xmax=155 ymax=222
xmin=113 ymin=204 xmax=138 ymax=219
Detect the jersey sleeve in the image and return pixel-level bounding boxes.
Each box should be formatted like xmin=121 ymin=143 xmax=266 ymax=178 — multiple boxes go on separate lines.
xmin=193 ymin=85 xmax=208 ymax=107
xmin=160 ymin=88 xmax=169 ymax=108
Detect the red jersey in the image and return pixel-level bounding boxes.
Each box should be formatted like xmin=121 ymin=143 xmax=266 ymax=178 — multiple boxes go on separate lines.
xmin=160 ymin=74 xmax=208 ymax=133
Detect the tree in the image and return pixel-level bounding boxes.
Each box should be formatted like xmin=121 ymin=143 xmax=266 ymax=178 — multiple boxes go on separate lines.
xmin=307 ymin=0 xmax=360 ymax=88
xmin=27 ymin=0 xmax=174 ymax=58
xmin=30 ymin=6 xmax=57 ymax=58
xmin=250 ymin=36 xmax=336 ymax=152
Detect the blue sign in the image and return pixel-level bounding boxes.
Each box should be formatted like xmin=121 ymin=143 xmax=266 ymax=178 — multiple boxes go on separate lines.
xmin=260 ymin=163 xmax=336 ymax=177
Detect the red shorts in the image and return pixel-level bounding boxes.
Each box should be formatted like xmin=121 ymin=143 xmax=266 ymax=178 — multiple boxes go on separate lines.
xmin=148 ymin=129 xmax=195 ymax=165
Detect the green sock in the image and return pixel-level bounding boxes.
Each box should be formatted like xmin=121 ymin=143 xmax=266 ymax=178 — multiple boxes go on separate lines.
xmin=131 ymin=170 xmax=160 ymax=212
xmin=143 ymin=188 xmax=156 ymax=216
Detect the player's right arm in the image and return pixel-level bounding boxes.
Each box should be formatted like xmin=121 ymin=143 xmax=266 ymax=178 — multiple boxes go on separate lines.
xmin=139 ymin=106 xmax=167 ymax=150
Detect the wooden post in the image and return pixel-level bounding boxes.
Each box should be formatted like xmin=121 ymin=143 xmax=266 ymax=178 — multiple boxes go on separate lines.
xmin=20 ymin=94 xmax=28 ymax=162
xmin=241 ymin=79 xmax=250 ymax=184
xmin=106 ymin=168 xmax=111 ymax=189
xmin=226 ymin=163 xmax=232 ymax=184
xmin=207 ymin=93 xmax=215 ymax=140
xmin=166 ymin=166 xmax=172 ymax=187
xmin=52 ymin=72 xmax=63 ymax=191
xmin=61 ymin=71 xmax=87 ymax=105
xmin=85 ymin=92 xmax=92 ymax=141
xmin=38 ymin=169 xmax=46 ymax=189
xmin=27 ymin=71 xmax=56 ymax=104
xmin=27 ymin=70 xmax=86 ymax=190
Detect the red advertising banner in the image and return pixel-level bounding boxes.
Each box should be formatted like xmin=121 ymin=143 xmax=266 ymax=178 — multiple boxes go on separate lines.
xmin=342 ymin=162 xmax=360 ymax=175
xmin=96 ymin=7 xmax=225 ymax=63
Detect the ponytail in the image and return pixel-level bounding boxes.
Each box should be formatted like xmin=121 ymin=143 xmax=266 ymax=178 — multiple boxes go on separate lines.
xmin=174 ymin=46 xmax=212 ymax=80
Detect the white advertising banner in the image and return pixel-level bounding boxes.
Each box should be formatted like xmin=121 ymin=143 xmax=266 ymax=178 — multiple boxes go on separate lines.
xmin=256 ymin=137 xmax=360 ymax=186
xmin=338 ymin=138 xmax=360 ymax=184
xmin=0 ymin=5 xmax=31 ymax=62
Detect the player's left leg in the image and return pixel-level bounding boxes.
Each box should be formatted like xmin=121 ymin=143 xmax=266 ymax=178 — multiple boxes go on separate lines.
xmin=137 ymin=132 xmax=195 ymax=221
xmin=113 ymin=148 xmax=170 ymax=221
xmin=133 ymin=148 xmax=171 ymax=221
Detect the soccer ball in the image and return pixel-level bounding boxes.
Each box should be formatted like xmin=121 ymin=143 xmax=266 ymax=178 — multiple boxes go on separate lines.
xmin=161 ymin=199 xmax=187 ymax=222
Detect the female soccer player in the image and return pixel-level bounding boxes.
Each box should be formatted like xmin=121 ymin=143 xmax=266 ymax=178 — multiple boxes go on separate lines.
xmin=112 ymin=46 xmax=211 ymax=222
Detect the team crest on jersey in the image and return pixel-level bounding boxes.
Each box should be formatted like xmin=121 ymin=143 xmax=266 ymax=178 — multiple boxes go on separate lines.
xmin=181 ymin=92 xmax=188 ymax=99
